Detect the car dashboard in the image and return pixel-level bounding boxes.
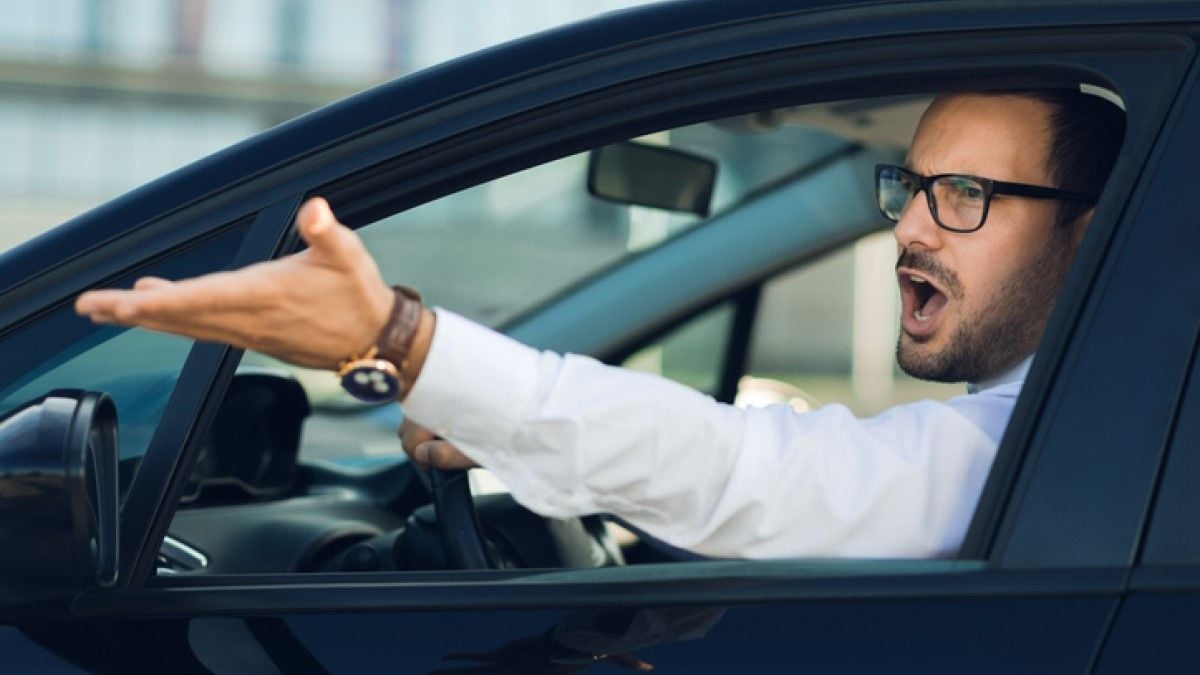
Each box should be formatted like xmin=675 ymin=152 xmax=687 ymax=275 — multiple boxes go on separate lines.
xmin=161 ymin=372 xmax=622 ymax=576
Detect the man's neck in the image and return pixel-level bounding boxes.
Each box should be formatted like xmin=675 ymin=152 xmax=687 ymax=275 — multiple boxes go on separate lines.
xmin=967 ymin=356 xmax=1034 ymax=394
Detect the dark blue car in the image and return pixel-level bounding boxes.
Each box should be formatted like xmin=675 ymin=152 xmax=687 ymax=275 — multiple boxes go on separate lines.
xmin=1 ymin=0 xmax=1199 ymax=672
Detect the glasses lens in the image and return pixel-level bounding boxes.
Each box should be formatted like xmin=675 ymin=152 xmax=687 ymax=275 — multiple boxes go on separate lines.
xmin=931 ymin=175 xmax=987 ymax=231
xmin=877 ymin=166 xmax=914 ymax=222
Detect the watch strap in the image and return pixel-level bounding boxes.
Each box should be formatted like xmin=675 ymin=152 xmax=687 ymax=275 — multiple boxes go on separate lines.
xmin=376 ymin=285 xmax=423 ymax=392
xmin=335 ymin=285 xmax=424 ymax=402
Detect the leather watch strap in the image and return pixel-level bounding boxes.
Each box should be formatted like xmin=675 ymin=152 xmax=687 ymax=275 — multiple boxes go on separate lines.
xmin=335 ymin=285 xmax=424 ymax=401
xmin=375 ymin=285 xmax=423 ymax=392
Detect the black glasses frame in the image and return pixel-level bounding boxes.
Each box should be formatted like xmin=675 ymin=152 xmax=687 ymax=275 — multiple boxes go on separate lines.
xmin=875 ymin=164 xmax=1098 ymax=233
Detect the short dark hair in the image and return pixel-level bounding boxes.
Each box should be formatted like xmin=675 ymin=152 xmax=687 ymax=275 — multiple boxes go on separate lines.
xmin=1016 ymin=89 xmax=1126 ymax=228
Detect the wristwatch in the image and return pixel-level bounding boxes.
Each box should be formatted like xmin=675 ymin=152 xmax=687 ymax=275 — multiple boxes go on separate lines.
xmin=336 ymin=286 xmax=423 ymax=403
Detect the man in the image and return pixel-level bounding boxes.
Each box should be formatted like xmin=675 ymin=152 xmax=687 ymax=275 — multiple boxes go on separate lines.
xmin=75 ymin=89 xmax=1123 ymax=559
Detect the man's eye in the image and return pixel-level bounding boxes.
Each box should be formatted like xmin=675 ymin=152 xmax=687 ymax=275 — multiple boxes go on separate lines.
xmin=948 ymin=179 xmax=984 ymax=200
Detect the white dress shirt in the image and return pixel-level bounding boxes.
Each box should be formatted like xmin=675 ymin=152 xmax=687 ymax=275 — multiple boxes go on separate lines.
xmin=404 ymin=309 xmax=1031 ymax=559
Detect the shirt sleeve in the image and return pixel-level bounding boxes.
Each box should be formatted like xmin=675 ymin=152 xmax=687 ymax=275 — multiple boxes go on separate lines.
xmin=403 ymin=309 xmax=1013 ymax=559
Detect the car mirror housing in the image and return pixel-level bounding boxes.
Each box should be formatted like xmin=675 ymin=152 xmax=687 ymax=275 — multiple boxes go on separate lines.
xmin=587 ymin=141 xmax=717 ymax=217
xmin=0 ymin=390 xmax=119 ymax=609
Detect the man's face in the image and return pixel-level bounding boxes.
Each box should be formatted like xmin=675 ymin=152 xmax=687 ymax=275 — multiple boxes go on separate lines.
xmin=893 ymin=94 xmax=1083 ymax=383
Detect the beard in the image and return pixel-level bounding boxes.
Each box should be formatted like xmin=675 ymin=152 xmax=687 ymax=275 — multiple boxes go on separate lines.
xmin=895 ymin=237 xmax=1073 ymax=383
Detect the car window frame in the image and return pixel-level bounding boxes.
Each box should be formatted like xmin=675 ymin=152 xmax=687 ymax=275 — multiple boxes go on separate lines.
xmin=29 ymin=15 xmax=1188 ymax=615
xmin=0 ymin=205 xmax=288 ymax=590
xmin=969 ymin=45 xmax=1200 ymax=567
xmin=119 ymin=198 xmax=305 ymax=585
xmin=163 ymin=51 xmax=1175 ymax=584
xmin=1102 ymin=59 xmax=1200 ymax=576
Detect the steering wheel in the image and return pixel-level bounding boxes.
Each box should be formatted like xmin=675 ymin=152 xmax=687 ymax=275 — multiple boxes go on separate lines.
xmin=420 ymin=466 xmax=625 ymax=571
xmin=428 ymin=467 xmax=494 ymax=569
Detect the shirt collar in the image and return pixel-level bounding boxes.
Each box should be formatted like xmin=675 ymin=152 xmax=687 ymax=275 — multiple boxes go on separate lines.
xmin=966 ymin=355 xmax=1033 ymax=395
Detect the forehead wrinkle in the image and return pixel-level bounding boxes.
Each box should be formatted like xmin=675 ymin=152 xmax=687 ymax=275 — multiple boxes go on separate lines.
xmin=907 ymin=94 xmax=1052 ymax=185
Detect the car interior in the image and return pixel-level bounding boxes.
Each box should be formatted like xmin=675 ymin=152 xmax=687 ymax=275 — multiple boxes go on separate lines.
xmin=158 ymin=94 xmax=963 ymax=576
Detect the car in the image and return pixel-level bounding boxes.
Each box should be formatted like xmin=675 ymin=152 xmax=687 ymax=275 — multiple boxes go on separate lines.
xmin=2 ymin=0 xmax=1199 ymax=672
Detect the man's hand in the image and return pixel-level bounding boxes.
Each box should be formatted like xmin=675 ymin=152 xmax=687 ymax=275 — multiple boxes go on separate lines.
xmin=75 ymin=197 xmax=397 ymax=370
xmin=400 ymin=419 xmax=478 ymax=470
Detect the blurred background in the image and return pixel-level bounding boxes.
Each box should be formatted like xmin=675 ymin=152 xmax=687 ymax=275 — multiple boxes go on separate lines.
xmin=0 ymin=0 xmax=653 ymax=251
xmin=0 ymin=0 xmax=957 ymax=429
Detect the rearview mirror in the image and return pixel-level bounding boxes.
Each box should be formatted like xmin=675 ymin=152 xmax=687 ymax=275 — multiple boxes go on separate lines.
xmin=587 ymin=141 xmax=717 ymax=217
xmin=0 ymin=390 xmax=119 ymax=608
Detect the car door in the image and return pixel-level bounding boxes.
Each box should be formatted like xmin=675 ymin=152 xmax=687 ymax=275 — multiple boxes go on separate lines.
xmin=0 ymin=2 xmax=1196 ymax=673
xmin=1095 ymin=316 xmax=1200 ymax=674
xmin=1088 ymin=65 xmax=1200 ymax=674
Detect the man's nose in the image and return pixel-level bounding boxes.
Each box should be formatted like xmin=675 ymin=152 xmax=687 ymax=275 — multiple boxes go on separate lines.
xmin=892 ymin=190 xmax=945 ymax=251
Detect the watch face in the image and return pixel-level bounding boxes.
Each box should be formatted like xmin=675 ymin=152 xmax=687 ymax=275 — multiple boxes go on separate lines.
xmin=340 ymin=361 xmax=401 ymax=403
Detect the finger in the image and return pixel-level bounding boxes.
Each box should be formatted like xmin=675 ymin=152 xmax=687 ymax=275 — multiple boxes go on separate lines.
xmin=295 ymin=197 xmax=365 ymax=271
xmin=77 ymin=267 xmax=261 ymax=322
xmin=91 ymin=304 xmax=281 ymax=346
xmin=78 ymin=294 xmax=202 ymax=335
xmin=76 ymin=290 xmax=145 ymax=323
xmin=416 ymin=440 xmax=477 ymax=470
xmin=133 ymin=276 xmax=173 ymax=290
xmin=82 ymin=282 xmax=362 ymax=369
xmin=413 ymin=440 xmax=436 ymax=467
xmin=97 ymin=312 xmax=250 ymax=346
xmin=134 ymin=265 xmax=280 ymax=314
xmin=79 ymin=271 xmax=235 ymax=315
xmin=400 ymin=420 xmax=437 ymax=453
xmin=80 ymin=311 xmax=121 ymax=326
xmin=75 ymin=288 xmax=125 ymax=315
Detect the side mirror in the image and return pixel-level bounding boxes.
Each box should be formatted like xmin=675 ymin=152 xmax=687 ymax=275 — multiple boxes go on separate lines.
xmin=587 ymin=141 xmax=717 ymax=217
xmin=0 ymin=390 xmax=119 ymax=608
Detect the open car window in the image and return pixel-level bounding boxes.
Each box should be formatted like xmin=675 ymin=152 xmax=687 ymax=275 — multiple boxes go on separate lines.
xmin=364 ymin=118 xmax=862 ymax=329
xmin=243 ymin=99 xmax=925 ymax=422
xmin=165 ymin=94 xmax=1019 ymax=578
xmin=625 ymin=231 xmax=962 ymax=413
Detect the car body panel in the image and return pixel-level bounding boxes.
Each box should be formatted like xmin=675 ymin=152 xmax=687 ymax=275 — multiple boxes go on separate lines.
xmin=2 ymin=1 xmax=1199 ymax=672
xmin=993 ymin=55 xmax=1200 ymax=568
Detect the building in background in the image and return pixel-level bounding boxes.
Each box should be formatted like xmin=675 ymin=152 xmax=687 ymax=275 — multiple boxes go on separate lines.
xmin=0 ymin=0 xmax=958 ymax=414
xmin=0 ymin=0 xmax=650 ymax=250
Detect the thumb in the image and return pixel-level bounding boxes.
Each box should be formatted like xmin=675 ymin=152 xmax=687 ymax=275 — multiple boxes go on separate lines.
xmin=415 ymin=440 xmax=478 ymax=470
xmin=295 ymin=197 xmax=363 ymax=268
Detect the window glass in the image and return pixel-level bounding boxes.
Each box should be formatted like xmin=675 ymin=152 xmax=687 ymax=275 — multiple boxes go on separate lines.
xmin=196 ymin=96 xmax=1002 ymax=579
xmin=615 ymin=231 xmax=962 ymax=416
xmin=244 ymin=113 xmax=887 ymax=462
xmin=0 ymin=325 xmax=192 ymax=460
xmin=0 ymin=223 xmax=249 ymax=498
xmin=743 ymin=232 xmax=961 ymax=416
xmin=623 ymin=302 xmax=734 ymax=395
xmin=360 ymin=122 xmax=849 ymax=329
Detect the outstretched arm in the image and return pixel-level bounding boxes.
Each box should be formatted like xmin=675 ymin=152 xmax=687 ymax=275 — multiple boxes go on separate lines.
xmin=77 ymin=196 xmax=474 ymax=469
xmin=76 ymin=197 xmax=428 ymax=371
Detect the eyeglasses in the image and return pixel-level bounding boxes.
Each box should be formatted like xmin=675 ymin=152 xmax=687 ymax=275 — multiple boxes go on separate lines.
xmin=875 ymin=164 xmax=1098 ymax=233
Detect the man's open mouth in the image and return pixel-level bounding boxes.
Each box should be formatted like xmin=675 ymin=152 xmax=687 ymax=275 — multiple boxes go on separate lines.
xmin=898 ymin=267 xmax=950 ymax=338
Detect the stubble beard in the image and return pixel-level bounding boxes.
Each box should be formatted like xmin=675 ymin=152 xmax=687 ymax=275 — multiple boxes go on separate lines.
xmin=895 ymin=237 xmax=1073 ymax=384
